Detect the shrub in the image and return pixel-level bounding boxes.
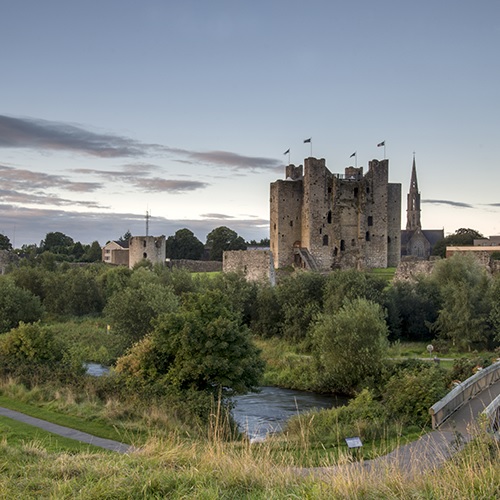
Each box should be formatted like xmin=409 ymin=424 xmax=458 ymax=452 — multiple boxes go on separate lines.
xmin=383 ymin=364 xmax=447 ymax=426
xmin=0 ymin=278 xmax=44 ymax=333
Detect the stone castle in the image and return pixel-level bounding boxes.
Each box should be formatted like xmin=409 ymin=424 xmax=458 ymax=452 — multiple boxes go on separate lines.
xmin=270 ymin=157 xmax=401 ymax=271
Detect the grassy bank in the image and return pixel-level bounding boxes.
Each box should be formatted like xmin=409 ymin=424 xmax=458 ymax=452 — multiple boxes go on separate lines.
xmin=0 ymin=426 xmax=498 ymax=498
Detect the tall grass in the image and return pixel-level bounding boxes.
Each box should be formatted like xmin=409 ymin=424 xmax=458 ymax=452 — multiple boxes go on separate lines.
xmin=0 ymin=413 xmax=498 ymax=498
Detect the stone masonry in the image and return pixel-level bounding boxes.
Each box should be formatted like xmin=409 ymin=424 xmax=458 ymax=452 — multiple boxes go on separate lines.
xmin=270 ymin=157 xmax=401 ymax=271
xmin=128 ymin=235 xmax=166 ymax=268
xmin=223 ymin=250 xmax=275 ymax=285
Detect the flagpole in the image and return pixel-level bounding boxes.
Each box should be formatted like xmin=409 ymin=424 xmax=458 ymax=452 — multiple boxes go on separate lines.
xmin=310 ymin=138 xmax=312 ymax=157
xmin=384 ymin=143 xmax=386 ymax=160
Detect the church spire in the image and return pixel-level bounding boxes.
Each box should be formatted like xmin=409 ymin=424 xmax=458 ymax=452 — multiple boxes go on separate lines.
xmin=406 ymin=153 xmax=421 ymax=231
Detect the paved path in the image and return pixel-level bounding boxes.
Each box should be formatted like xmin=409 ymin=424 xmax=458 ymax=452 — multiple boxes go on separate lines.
xmin=0 ymin=406 xmax=133 ymax=454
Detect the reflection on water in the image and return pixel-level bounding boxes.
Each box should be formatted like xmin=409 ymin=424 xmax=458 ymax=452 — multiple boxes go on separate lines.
xmin=232 ymin=386 xmax=346 ymax=441
xmin=85 ymin=363 xmax=110 ymax=376
xmin=84 ymin=364 xmax=345 ymax=441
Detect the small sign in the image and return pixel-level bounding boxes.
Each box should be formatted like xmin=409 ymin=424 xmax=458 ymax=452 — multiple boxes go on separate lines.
xmin=345 ymin=437 xmax=363 ymax=449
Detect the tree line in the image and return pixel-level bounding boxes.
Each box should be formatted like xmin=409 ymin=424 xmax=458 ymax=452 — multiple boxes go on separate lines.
xmin=0 ymin=226 xmax=269 ymax=263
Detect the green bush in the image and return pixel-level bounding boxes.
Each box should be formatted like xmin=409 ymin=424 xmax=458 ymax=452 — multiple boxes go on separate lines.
xmin=0 ymin=322 xmax=84 ymax=384
xmin=0 ymin=278 xmax=44 ymax=333
xmin=383 ymin=364 xmax=447 ymax=426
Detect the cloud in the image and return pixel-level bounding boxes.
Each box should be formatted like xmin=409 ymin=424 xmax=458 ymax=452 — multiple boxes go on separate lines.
xmin=200 ymin=213 xmax=234 ymax=219
xmin=0 ymin=164 xmax=102 ymax=194
xmin=0 ymin=189 xmax=104 ymax=208
xmin=74 ymin=164 xmax=209 ymax=193
xmin=0 ymin=115 xmax=282 ymax=174
xmin=132 ymin=178 xmax=209 ymax=193
xmin=422 ymin=199 xmax=474 ymax=209
xmin=0 ymin=115 xmax=155 ymax=158
xmin=188 ymin=151 xmax=282 ymax=172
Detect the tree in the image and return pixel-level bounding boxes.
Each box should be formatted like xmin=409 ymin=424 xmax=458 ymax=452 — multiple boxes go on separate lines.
xmin=118 ymin=230 xmax=132 ymax=244
xmin=205 ymin=226 xmax=246 ymax=261
xmin=313 ymin=298 xmax=389 ymax=393
xmin=323 ymin=269 xmax=385 ymax=314
xmin=166 ymin=228 xmax=204 ymax=260
xmin=432 ymin=228 xmax=484 ymax=258
xmin=105 ymin=281 xmax=178 ymax=343
xmin=384 ymin=277 xmax=441 ymax=341
xmin=0 ymin=278 xmax=44 ymax=333
xmin=430 ymin=254 xmax=492 ymax=350
xmin=70 ymin=241 xmax=85 ymax=260
xmin=116 ymin=289 xmax=264 ymax=398
xmin=276 ymin=272 xmax=326 ymax=342
xmin=40 ymin=232 xmax=75 ymax=254
xmin=0 ymin=234 xmax=12 ymax=251
xmin=81 ymin=241 xmax=102 ymax=262
xmin=491 ymin=275 xmax=500 ymax=342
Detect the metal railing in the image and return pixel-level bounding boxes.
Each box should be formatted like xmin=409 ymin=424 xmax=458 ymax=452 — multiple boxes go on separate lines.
xmin=483 ymin=393 xmax=500 ymax=435
xmin=429 ymin=361 xmax=500 ymax=429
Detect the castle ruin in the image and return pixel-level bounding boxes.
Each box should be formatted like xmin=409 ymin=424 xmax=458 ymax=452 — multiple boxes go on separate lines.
xmin=128 ymin=235 xmax=166 ymax=268
xmin=270 ymin=157 xmax=401 ymax=271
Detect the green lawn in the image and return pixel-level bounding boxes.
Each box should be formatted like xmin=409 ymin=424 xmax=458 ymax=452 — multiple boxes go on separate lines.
xmin=0 ymin=416 xmax=104 ymax=453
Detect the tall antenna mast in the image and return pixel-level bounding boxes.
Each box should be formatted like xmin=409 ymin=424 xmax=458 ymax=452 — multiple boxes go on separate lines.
xmin=145 ymin=210 xmax=150 ymax=237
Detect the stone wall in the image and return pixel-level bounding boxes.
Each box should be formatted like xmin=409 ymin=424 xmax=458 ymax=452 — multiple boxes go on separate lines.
xmin=168 ymin=259 xmax=222 ymax=273
xmin=223 ymin=250 xmax=275 ymax=284
xmin=394 ymin=259 xmax=438 ymax=281
xmin=395 ymin=256 xmax=500 ymax=282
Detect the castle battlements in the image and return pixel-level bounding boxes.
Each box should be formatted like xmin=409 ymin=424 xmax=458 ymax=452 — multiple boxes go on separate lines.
xmin=270 ymin=157 xmax=401 ymax=271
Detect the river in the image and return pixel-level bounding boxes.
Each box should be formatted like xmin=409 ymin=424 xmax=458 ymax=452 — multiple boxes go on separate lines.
xmin=232 ymin=386 xmax=346 ymax=441
xmin=85 ymin=364 xmax=345 ymax=441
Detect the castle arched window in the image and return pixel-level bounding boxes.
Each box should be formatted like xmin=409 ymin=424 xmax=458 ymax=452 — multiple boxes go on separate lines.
xmin=365 ymin=231 xmax=370 ymax=241
xmin=340 ymin=240 xmax=345 ymax=251
xmin=323 ymin=235 xmax=329 ymax=246
xmin=353 ymin=187 xmax=358 ymax=197
xmin=290 ymin=221 xmax=293 ymax=227
xmin=351 ymin=239 xmax=355 ymax=246
xmin=143 ymin=252 xmax=148 ymax=259
xmin=388 ymin=236 xmax=391 ymax=244
xmin=334 ymin=247 xmax=338 ymax=256
xmin=366 ymin=187 xmax=370 ymax=194
xmin=368 ymin=216 xmax=373 ymax=226
xmin=143 ymin=240 xmax=147 ymax=248
xmin=327 ymin=210 xmax=332 ymax=224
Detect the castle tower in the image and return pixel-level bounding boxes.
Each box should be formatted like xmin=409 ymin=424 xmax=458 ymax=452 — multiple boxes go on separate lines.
xmin=406 ymin=154 xmax=421 ymax=231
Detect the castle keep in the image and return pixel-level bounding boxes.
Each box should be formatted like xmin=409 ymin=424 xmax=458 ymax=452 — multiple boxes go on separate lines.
xmin=270 ymin=157 xmax=401 ymax=271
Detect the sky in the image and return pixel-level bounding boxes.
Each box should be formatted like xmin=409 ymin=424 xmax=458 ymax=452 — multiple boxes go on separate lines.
xmin=1 ymin=0 xmax=499 ymax=247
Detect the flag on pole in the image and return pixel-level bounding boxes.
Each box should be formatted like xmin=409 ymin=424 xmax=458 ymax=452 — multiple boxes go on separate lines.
xmin=377 ymin=141 xmax=385 ymax=147
xmin=350 ymin=152 xmax=356 ymax=158
xmin=303 ymin=138 xmax=311 ymax=144
xmin=283 ymin=149 xmax=290 ymax=155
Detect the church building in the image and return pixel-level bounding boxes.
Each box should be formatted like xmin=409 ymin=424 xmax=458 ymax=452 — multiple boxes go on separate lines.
xmin=400 ymin=156 xmax=444 ymax=259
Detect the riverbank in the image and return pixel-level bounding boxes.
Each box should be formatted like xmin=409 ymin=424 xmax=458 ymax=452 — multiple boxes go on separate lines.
xmin=0 ymin=408 xmax=498 ymax=498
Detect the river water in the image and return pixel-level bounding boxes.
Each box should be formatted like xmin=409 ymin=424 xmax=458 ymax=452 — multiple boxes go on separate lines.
xmin=85 ymin=364 xmax=344 ymax=441
xmin=232 ymin=386 xmax=346 ymax=441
